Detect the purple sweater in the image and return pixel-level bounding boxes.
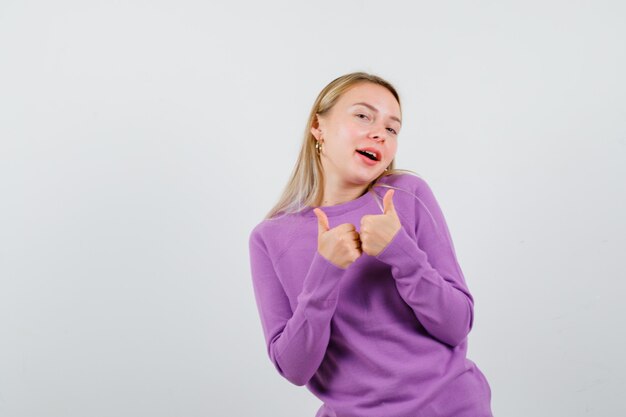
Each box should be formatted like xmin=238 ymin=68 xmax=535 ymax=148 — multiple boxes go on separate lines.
xmin=248 ymin=173 xmax=493 ymax=417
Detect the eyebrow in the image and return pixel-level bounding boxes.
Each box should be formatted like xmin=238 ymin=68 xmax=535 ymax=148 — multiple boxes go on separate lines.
xmin=351 ymin=102 xmax=402 ymax=125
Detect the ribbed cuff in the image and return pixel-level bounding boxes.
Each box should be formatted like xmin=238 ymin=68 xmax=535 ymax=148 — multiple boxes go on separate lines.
xmin=375 ymin=226 xmax=426 ymax=277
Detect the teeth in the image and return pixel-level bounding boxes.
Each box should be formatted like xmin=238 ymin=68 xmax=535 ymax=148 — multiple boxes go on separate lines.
xmin=361 ymin=150 xmax=377 ymax=160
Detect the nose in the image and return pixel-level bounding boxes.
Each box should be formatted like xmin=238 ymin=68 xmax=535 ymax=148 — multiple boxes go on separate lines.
xmin=369 ymin=125 xmax=387 ymax=142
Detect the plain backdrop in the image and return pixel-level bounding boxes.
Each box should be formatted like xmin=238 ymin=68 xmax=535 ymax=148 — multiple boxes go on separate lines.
xmin=1 ymin=1 xmax=625 ymax=416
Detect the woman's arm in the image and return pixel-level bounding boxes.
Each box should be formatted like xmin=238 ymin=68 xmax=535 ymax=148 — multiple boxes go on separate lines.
xmin=375 ymin=180 xmax=475 ymax=347
xmin=249 ymin=230 xmax=345 ymax=385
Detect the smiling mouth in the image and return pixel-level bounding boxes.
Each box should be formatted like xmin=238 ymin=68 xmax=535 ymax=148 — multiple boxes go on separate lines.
xmin=356 ymin=149 xmax=378 ymax=161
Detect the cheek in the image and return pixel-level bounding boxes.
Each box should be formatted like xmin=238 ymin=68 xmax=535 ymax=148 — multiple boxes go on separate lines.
xmin=386 ymin=142 xmax=398 ymax=159
xmin=338 ymin=121 xmax=366 ymax=138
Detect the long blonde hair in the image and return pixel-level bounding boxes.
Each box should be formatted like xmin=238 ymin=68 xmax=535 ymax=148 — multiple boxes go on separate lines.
xmin=265 ymin=72 xmax=421 ymax=220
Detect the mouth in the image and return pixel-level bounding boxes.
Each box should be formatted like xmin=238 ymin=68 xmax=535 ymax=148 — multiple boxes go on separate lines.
xmin=355 ymin=148 xmax=381 ymax=162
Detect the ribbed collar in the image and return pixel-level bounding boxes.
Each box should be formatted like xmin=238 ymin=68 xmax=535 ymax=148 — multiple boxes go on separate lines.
xmin=301 ymin=187 xmax=378 ymax=217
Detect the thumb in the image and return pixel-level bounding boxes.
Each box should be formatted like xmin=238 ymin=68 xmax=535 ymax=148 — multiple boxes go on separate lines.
xmin=383 ymin=189 xmax=396 ymax=215
xmin=313 ymin=208 xmax=330 ymax=235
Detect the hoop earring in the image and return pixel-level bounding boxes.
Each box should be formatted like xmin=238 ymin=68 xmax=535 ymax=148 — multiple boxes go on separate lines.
xmin=315 ymin=140 xmax=323 ymax=155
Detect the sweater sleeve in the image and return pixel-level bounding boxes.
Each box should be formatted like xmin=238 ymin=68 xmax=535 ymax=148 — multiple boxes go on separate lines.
xmin=374 ymin=181 xmax=474 ymax=347
xmin=248 ymin=228 xmax=346 ymax=386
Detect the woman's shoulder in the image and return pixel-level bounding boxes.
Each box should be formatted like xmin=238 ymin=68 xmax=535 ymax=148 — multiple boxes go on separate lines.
xmin=376 ymin=171 xmax=444 ymax=228
xmin=249 ymin=209 xmax=304 ymax=249
xmin=377 ymin=171 xmax=433 ymax=196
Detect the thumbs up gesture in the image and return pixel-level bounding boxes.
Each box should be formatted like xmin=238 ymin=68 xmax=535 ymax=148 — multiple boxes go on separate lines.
xmin=359 ymin=189 xmax=402 ymax=257
xmin=313 ymin=207 xmax=362 ymax=269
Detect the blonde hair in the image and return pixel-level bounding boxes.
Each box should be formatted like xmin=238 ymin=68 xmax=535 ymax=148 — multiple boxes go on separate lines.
xmin=265 ymin=71 xmax=421 ymax=220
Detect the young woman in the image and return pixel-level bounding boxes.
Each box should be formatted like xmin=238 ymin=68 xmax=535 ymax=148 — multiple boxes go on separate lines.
xmin=248 ymin=72 xmax=493 ymax=417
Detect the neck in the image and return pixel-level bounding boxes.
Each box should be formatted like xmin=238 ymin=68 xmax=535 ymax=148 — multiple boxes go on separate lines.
xmin=319 ymin=177 xmax=370 ymax=207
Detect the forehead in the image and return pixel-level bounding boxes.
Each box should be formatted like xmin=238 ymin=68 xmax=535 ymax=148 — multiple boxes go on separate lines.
xmin=336 ymin=82 xmax=400 ymax=114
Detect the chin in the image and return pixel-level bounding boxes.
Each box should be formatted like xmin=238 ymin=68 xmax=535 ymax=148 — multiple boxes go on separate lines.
xmin=349 ymin=171 xmax=381 ymax=185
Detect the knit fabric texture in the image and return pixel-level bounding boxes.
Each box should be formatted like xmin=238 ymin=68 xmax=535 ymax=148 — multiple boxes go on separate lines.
xmin=249 ymin=173 xmax=493 ymax=417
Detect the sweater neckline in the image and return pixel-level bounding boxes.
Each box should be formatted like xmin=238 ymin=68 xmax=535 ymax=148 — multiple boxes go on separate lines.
xmin=302 ymin=187 xmax=376 ymax=217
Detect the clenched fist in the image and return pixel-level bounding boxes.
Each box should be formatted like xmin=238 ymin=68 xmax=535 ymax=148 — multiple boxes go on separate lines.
xmin=313 ymin=207 xmax=362 ymax=269
xmin=359 ymin=189 xmax=402 ymax=257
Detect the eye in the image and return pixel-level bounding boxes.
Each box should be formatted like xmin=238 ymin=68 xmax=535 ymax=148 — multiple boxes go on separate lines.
xmin=387 ymin=127 xmax=398 ymax=135
xmin=356 ymin=113 xmax=369 ymax=120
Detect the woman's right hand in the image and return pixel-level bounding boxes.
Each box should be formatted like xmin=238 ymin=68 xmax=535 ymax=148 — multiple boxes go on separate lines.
xmin=313 ymin=208 xmax=362 ymax=269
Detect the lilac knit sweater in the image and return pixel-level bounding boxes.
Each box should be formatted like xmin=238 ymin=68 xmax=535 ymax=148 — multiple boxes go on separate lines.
xmin=248 ymin=173 xmax=493 ymax=417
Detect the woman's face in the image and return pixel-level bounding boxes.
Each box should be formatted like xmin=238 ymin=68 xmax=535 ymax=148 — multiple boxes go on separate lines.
xmin=312 ymin=82 xmax=401 ymax=187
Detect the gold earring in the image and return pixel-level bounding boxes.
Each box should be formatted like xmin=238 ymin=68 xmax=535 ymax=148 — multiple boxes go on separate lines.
xmin=315 ymin=140 xmax=323 ymax=155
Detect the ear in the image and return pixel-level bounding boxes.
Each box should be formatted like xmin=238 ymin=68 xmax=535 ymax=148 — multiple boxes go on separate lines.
xmin=310 ymin=125 xmax=321 ymax=140
xmin=310 ymin=113 xmax=323 ymax=140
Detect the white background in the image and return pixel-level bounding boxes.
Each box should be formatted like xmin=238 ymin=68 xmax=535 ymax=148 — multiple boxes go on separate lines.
xmin=1 ymin=1 xmax=625 ymax=416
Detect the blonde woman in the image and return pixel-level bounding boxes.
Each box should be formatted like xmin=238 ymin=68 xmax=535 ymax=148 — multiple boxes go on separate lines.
xmin=248 ymin=72 xmax=493 ymax=417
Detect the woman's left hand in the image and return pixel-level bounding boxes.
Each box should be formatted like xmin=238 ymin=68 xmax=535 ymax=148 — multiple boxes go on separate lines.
xmin=360 ymin=189 xmax=402 ymax=257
